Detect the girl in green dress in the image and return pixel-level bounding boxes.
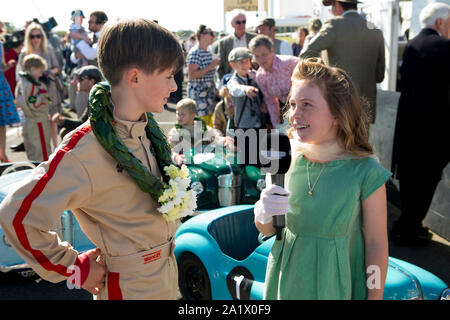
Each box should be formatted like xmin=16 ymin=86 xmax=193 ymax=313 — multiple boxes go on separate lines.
xmin=254 ymin=58 xmax=391 ymax=300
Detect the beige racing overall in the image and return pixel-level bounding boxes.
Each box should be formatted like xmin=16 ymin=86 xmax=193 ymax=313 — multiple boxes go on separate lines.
xmin=0 ymin=114 xmax=178 ymax=299
xmin=15 ymin=77 xmax=52 ymax=161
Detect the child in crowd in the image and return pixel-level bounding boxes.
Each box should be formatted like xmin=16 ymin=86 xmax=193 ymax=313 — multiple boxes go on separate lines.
xmin=69 ymin=9 xmax=91 ymax=67
xmin=227 ymin=47 xmax=267 ymax=166
xmin=168 ymin=98 xmax=233 ymax=166
xmin=0 ymin=18 xmax=185 ymax=300
xmin=255 ymin=58 xmax=391 ymax=300
xmin=52 ymin=66 xmax=103 ymax=139
xmin=213 ymin=81 xmax=234 ymax=136
xmin=227 ymin=47 xmax=265 ymax=130
xmin=15 ymin=54 xmax=52 ymax=161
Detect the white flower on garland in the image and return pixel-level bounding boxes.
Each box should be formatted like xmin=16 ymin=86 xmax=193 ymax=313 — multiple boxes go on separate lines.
xmin=158 ymin=165 xmax=197 ymax=222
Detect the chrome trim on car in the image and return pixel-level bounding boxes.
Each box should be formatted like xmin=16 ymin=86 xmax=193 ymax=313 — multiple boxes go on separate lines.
xmin=256 ymin=178 xmax=266 ymax=192
xmin=190 ymin=181 xmax=204 ymax=195
xmin=440 ymin=288 xmax=450 ymax=300
xmin=2 ymin=234 xmax=11 ymax=247
xmin=0 ymin=263 xmax=30 ymax=273
xmin=389 ymin=262 xmax=425 ymax=300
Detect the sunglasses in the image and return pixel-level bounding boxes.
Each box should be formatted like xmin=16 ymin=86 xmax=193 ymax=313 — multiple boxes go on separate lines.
xmin=234 ymin=20 xmax=246 ymax=25
xmin=30 ymin=34 xmax=42 ymax=39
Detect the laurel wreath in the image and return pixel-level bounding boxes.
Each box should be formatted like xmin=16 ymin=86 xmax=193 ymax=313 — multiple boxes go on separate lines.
xmin=88 ymin=82 xmax=174 ymax=202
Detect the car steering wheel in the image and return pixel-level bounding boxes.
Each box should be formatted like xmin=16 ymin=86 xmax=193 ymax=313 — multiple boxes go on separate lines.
xmin=1 ymin=161 xmax=37 ymax=176
xmin=257 ymin=232 xmax=273 ymax=244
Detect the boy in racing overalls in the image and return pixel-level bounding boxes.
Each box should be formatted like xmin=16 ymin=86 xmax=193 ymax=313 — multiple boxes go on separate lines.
xmin=0 ymin=19 xmax=185 ymax=300
xmin=168 ymin=98 xmax=233 ymax=166
xmin=15 ymin=54 xmax=52 ymax=161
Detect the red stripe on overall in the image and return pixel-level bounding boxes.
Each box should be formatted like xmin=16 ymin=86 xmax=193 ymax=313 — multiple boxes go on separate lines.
xmin=107 ymin=272 xmax=123 ymax=300
xmin=37 ymin=122 xmax=48 ymax=161
xmin=12 ymin=125 xmax=92 ymax=277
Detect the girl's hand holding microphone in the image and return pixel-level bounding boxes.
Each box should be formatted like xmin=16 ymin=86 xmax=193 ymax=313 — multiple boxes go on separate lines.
xmin=254 ymin=185 xmax=290 ymax=236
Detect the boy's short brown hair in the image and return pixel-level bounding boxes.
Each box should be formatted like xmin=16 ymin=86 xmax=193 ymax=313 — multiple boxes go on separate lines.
xmin=22 ymin=53 xmax=48 ymax=72
xmin=98 ymin=18 xmax=184 ymax=86
xmin=176 ymin=98 xmax=196 ymax=114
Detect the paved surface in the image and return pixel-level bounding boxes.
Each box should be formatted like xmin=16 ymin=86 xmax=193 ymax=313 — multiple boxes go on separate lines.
xmin=1 ymin=102 xmax=448 ymax=299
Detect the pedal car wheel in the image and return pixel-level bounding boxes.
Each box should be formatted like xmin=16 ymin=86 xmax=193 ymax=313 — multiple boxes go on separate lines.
xmin=178 ymin=253 xmax=211 ymax=300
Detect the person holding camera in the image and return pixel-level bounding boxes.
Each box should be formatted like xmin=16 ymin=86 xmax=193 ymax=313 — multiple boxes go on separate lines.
xmin=17 ymin=22 xmax=61 ymax=149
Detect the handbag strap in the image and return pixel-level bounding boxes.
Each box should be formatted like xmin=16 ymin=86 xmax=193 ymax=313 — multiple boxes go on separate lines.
xmin=235 ymin=95 xmax=248 ymax=129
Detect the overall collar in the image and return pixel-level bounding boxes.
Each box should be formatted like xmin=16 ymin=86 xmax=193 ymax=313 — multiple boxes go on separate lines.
xmin=113 ymin=109 xmax=148 ymax=140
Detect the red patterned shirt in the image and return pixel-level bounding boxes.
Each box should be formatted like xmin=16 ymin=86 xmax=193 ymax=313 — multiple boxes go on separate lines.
xmin=255 ymin=55 xmax=299 ymax=127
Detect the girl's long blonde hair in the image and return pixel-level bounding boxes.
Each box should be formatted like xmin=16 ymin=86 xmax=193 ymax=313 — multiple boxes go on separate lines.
xmin=24 ymin=22 xmax=48 ymax=56
xmin=287 ymin=58 xmax=373 ymax=157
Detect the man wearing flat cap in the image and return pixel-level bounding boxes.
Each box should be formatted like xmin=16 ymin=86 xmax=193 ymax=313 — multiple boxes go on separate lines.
xmin=73 ymin=66 xmax=103 ymax=118
xmin=301 ymin=0 xmax=385 ymax=124
xmin=53 ymin=66 xmax=103 ymax=138
xmin=257 ymin=18 xmax=293 ymax=55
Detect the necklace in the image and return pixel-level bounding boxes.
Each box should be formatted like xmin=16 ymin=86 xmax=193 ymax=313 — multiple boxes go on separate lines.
xmin=306 ymin=161 xmax=326 ymax=197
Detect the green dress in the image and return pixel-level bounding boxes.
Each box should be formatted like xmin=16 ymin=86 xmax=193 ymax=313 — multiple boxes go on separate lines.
xmin=264 ymin=154 xmax=392 ymax=300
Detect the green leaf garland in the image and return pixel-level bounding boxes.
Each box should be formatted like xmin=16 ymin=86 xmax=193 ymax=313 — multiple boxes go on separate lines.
xmin=89 ymin=82 xmax=173 ymax=202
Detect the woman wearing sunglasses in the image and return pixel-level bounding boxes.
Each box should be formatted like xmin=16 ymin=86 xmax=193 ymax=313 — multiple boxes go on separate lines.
xmin=17 ymin=22 xmax=61 ymax=151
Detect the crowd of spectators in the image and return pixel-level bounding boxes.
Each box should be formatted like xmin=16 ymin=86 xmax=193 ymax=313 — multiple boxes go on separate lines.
xmin=0 ymin=10 xmax=108 ymax=161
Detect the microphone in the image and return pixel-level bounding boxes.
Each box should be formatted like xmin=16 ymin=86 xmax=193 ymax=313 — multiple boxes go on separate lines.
xmin=259 ymin=131 xmax=292 ymax=240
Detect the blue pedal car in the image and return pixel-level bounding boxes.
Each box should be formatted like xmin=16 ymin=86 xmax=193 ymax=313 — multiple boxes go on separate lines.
xmin=174 ymin=205 xmax=450 ymax=300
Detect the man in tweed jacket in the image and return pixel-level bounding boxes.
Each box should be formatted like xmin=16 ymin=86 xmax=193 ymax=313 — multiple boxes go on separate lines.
xmin=301 ymin=0 xmax=385 ymax=124
xmin=217 ymin=10 xmax=256 ymax=80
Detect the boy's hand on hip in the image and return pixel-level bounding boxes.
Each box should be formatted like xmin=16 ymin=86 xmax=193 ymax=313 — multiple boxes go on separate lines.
xmin=82 ymin=248 xmax=106 ymax=295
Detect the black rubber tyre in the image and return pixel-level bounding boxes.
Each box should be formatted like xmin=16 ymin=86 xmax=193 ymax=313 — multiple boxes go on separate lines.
xmin=178 ymin=252 xmax=212 ymax=300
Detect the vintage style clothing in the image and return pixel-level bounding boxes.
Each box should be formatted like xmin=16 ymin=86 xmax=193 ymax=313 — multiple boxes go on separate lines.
xmin=265 ymin=154 xmax=391 ymax=299
xmin=391 ymin=28 xmax=450 ymax=231
xmin=187 ymin=48 xmax=216 ymax=117
xmin=15 ymin=73 xmax=52 ymax=161
xmin=255 ymin=55 xmax=299 ymax=128
xmin=300 ymin=11 xmax=385 ymax=123
xmin=217 ymin=32 xmax=256 ymax=79
xmin=0 ymin=113 xmax=178 ymax=300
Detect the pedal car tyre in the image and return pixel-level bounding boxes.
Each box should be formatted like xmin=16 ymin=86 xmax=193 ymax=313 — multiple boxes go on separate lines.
xmin=178 ymin=252 xmax=212 ymax=300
